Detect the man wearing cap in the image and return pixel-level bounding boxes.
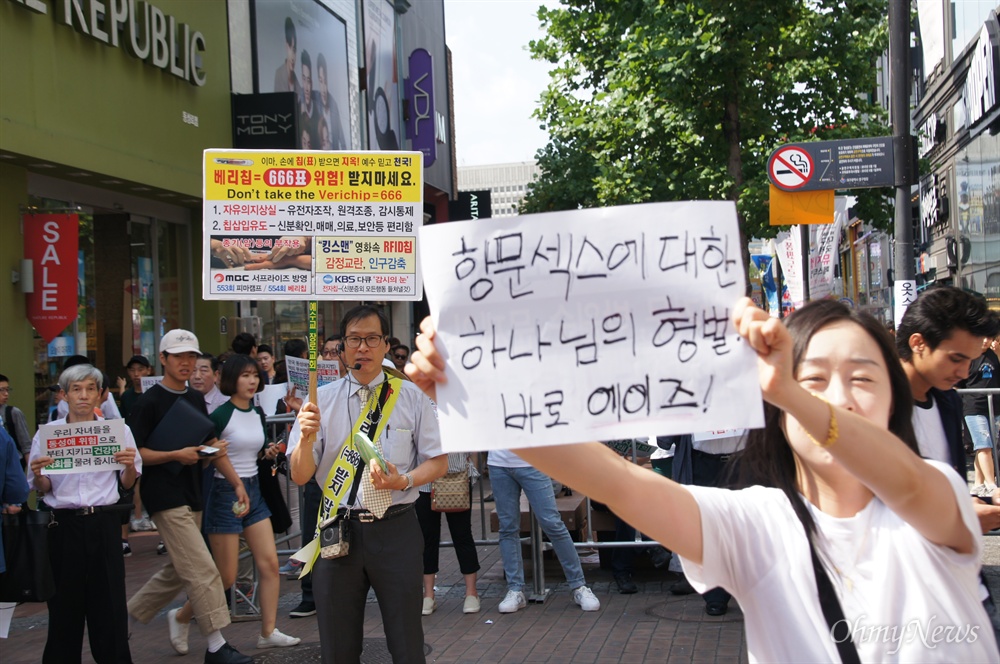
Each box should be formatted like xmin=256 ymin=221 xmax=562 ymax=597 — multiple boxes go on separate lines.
xmin=118 ymin=355 xmax=151 ymax=420
xmin=126 ymin=330 xmax=253 ymax=664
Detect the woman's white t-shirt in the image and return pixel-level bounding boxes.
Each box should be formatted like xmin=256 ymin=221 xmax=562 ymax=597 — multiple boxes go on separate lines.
xmin=210 ymin=401 xmax=266 ymax=479
xmin=680 ymin=459 xmax=997 ymax=662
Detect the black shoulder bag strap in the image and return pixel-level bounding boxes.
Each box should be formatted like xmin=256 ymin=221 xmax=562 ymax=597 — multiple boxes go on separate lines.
xmin=794 ymin=505 xmax=862 ymax=664
xmin=344 ymin=377 xmax=393 ymax=509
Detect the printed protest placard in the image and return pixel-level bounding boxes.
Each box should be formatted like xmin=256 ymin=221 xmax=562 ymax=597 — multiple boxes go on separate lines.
xmin=39 ymin=419 xmax=127 ymax=474
xmin=419 ymin=201 xmax=764 ymax=452
xmin=285 ymin=356 xmax=342 ymax=398
xmin=140 ymin=376 xmax=164 ymax=393
xmin=202 ymin=149 xmax=423 ymax=300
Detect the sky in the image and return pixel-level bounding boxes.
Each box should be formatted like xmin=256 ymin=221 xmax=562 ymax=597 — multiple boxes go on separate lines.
xmin=443 ymin=0 xmax=551 ymax=167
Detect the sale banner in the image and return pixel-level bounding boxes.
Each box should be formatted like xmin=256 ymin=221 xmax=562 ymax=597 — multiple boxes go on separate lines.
xmin=23 ymin=213 xmax=79 ymax=343
xmin=202 ymin=150 xmax=423 ymax=300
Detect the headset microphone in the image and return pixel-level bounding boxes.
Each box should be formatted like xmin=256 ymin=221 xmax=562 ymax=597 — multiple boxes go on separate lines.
xmin=352 ymin=363 xmax=362 ymax=370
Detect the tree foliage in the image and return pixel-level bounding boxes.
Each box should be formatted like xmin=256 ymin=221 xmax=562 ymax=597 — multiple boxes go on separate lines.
xmin=521 ymin=0 xmax=891 ymax=244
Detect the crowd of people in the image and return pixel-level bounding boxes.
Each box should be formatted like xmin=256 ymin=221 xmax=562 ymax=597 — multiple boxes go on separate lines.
xmin=0 ymin=285 xmax=998 ymax=663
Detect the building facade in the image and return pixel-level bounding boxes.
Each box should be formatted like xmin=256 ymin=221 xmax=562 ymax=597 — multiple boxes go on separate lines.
xmin=914 ymin=2 xmax=1000 ymax=307
xmin=1 ymin=0 xmax=454 ymax=431
xmin=458 ymin=161 xmax=540 ymax=217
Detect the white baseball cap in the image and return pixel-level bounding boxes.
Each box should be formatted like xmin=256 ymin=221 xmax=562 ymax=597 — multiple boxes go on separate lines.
xmin=160 ymin=329 xmax=201 ymax=355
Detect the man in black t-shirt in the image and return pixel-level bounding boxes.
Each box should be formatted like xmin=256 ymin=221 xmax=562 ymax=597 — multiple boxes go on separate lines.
xmin=125 ymin=330 xmax=252 ymax=664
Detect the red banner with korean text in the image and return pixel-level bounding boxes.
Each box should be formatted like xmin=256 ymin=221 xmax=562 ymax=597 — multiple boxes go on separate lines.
xmin=23 ymin=213 xmax=79 ymax=343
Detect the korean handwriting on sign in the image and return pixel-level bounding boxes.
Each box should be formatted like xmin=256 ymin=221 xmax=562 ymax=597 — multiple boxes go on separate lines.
xmin=419 ymin=201 xmax=765 ymax=452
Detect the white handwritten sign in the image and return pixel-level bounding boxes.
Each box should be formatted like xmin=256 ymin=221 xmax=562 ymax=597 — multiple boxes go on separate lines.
xmin=40 ymin=419 xmax=126 ymax=474
xmin=419 ymin=201 xmax=765 ymax=452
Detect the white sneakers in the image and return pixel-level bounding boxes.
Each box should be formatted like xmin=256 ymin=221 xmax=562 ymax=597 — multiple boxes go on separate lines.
xmin=422 ymin=597 xmax=437 ymax=616
xmin=256 ymin=628 xmax=301 ymax=649
xmin=498 ymin=590 xmax=527 ymax=614
xmin=463 ymin=595 xmax=481 ymax=614
xmin=166 ymin=608 xmax=189 ymax=655
xmin=572 ymin=586 xmax=601 ymax=611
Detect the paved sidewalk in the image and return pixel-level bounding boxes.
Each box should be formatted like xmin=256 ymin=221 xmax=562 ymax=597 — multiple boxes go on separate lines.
xmin=2 ymin=500 xmax=749 ymax=663
xmin=7 ymin=485 xmax=1000 ymax=663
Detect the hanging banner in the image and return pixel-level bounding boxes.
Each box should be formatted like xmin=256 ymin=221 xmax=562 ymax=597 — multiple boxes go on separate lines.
xmin=775 ymin=230 xmax=804 ymax=308
xmin=202 ymin=149 xmax=423 ymax=300
xmin=24 ymin=213 xmax=79 ymax=343
xmin=806 ymin=197 xmax=847 ymax=301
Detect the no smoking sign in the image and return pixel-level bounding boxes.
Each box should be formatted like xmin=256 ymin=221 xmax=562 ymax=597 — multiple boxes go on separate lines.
xmin=768 ymin=147 xmax=813 ymax=190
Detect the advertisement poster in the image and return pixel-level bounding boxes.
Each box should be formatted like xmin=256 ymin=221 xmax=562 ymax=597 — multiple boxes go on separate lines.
xmin=203 ymin=149 xmax=423 ymax=300
xmin=364 ymin=0 xmax=400 ymax=151
xmin=284 ymin=356 xmax=341 ymax=397
xmin=23 ymin=213 xmax=79 ymax=343
xmin=253 ymin=0 xmax=352 ymax=150
xmin=39 ymin=419 xmax=126 ymax=475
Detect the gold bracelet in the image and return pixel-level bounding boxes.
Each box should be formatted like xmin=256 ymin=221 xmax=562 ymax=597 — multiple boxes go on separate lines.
xmin=806 ymin=394 xmax=839 ymax=448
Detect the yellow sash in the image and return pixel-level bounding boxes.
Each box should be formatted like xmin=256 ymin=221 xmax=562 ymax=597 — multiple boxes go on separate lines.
xmin=292 ymin=372 xmax=402 ymax=576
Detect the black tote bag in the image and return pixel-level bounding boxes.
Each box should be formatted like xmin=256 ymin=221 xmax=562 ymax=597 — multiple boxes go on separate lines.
xmin=0 ymin=509 xmax=55 ymax=603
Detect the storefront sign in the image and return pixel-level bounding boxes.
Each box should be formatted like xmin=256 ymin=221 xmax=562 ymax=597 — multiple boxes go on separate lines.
xmin=405 ymin=48 xmax=436 ymax=166
xmin=964 ymin=17 xmax=1000 ymax=133
xmin=920 ymin=174 xmax=948 ymax=228
xmin=8 ymin=0 xmax=207 ymax=86
xmin=232 ymin=92 xmax=297 ymax=149
xmin=202 ymin=149 xmax=424 ymax=301
xmin=23 ymin=213 xmax=79 ymax=343
xmin=918 ymin=114 xmax=946 ymax=158
xmin=449 ymin=190 xmax=492 ymax=221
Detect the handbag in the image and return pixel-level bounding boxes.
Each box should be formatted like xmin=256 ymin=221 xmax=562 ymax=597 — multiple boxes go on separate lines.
xmin=319 ymin=514 xmax=351 ymax=559
xmin=431 ymin=471 xmax=470 ymax=512
xmin=0 ymin=509 xmax=56 ymax=603
xmin=257 ymin=456 xmax=293 ymax=534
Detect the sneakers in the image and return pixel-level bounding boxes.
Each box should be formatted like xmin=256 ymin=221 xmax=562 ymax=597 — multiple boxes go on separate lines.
xmin=422 ymin=597 xmax=436 ymax=615
xmin=289 ymin=601 xmax=316 ymax=618
xmin=669 ymin=577 xmax=696 ymax=595
xmin=122 ymin=541 xmax=132 ymax=557
xmin=156 ymin=541 xmax=167 ymax=555
xmin=498 ymin=590 xmax=526 ymax=614
xmin=278 ymin=559 xmax=303 ymax=575
xmin=204 ymin=643 xmax=253 ymax=663
xmin=572 ymin=586 xmax=600 ymax=611
xmin=166 ymin=608 xmax=190 ymax=655
xmin=130 ymin=516 xmax=156 ymax=532
xmin=463 ymin=595 xmax=481 ymax=614
xmin=976 ymin=483 xmax=998 ymax=499
xmin=256 ymin=628 xmax=301 ymax=649
xmin=614 ymin=573 xmax=638 ymax=594
xmin=235 ymin=582 xmax=255 ymax=604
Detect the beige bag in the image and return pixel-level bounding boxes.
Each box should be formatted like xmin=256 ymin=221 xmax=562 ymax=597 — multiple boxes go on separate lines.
xmin=319 ymin=516 xmax=350 ymax=559
xmin=431 ymin=471 xmax=470 ymax=512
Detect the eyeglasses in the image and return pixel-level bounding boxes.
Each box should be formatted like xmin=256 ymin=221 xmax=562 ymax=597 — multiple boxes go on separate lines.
xmin=343 ymin=335 xmax=386 ymax=349
xmin=0 ymin=387 xmax=9 ymax=394
xmin=320 ymin=349 xmax=338 ymax=357
xmin=393 ymin=354 xmax=408 ymax=361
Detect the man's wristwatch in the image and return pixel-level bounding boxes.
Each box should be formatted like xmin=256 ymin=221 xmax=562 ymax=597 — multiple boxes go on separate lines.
xmin=402 ymin=472 xmax=414 ymax=491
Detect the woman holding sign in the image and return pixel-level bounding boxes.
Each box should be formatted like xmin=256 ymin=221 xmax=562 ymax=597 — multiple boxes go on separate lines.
xmin=170 ymin=355 xmax=300 ymax=652
xmin=27 ymin=363 xmax=141 ymax=664
xmin=406 ymin=298 xmax=998 ymax=661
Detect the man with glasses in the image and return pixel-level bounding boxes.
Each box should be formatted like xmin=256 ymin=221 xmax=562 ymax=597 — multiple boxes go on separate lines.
xmin=289 ymin=304 xmax=446 ymax=662
xmin=0 ymin=373 xmax=31 ymax=467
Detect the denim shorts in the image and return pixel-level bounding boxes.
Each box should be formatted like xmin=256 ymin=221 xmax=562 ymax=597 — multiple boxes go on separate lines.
xmin=966 ymin=415 xmax=999 ymax=451
xmin=203 ymin=475 xmax=272 ymax=534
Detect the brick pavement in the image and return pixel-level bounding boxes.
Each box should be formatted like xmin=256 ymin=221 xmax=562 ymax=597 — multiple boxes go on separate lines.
xmin=1 ymin=492 xmax=750 ymax=663
xmin=7 ymin=481 xmax=999 ymax=663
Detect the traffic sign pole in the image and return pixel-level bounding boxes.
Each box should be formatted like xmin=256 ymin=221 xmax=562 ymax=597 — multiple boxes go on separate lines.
xmin=890 ymin=0 xmax=914 ymax=284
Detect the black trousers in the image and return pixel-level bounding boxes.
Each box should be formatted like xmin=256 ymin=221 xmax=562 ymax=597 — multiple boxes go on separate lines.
xmin=313 ymin=508 xmax=425 ymax=664
xmin=44 ymin=510 xmax=132 ymax=664
xmin=414 ymin=490 xmax=480 ymax=576
xmin=300 ymin=478 xmax=322 ymax=603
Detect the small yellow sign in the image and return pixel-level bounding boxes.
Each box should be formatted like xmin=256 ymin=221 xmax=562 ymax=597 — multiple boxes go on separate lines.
xmin=768 ymin=185 xmax=834 ymax=226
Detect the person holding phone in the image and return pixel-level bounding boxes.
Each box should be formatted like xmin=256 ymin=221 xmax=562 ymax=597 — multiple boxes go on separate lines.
xmin=125 ymin=330 xmax=253 ymax=664
xmin=171 ymin=354 xmax=300 ymax=651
